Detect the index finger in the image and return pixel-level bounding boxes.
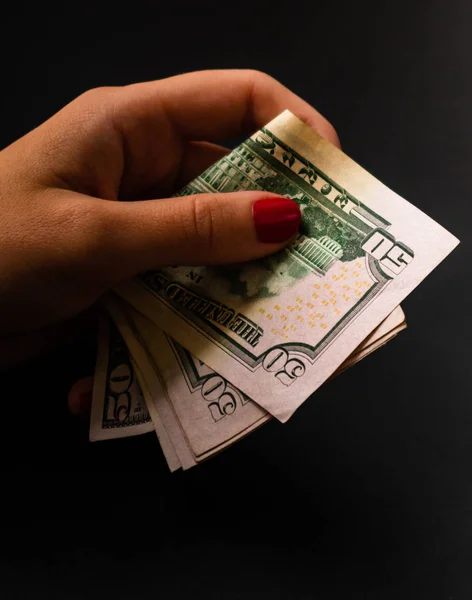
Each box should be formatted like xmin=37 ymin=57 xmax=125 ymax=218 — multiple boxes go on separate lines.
xmin=122 ymin=69 xmax=340 ymax=147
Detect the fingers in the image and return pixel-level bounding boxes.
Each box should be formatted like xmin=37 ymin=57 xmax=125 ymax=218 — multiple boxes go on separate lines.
xmin=100 ymin=191 xmax=301 ymax=281
xmin=124 ymin=70 xmax=340 ymax=147
xmin=111 ymin=70 xmax=340 ymax=196
xmin=14 ymin=70 xmax=339 ymax=202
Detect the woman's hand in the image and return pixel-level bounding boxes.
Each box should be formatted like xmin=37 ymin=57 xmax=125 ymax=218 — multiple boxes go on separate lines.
xmin=0 ymin=69 xmax=339 ymax=367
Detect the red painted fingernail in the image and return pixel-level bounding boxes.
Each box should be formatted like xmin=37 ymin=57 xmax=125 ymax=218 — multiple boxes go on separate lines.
xmin=253 ymin=197 xmax=301 ymax=243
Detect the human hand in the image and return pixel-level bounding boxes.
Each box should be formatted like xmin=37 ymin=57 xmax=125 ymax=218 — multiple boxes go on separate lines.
xmin=0 ymin=69 xmax=339 ymax=369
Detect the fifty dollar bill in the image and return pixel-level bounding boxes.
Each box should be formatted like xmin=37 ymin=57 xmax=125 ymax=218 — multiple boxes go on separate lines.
xmin=100 ymin=296 xmax=406 ymax=470
xmin=114 ymin=110 xmax=459 ymax=422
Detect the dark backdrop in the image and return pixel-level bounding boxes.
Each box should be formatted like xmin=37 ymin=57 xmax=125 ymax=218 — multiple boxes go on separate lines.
xmin=1 ymin=2 xmax=471 ymax=599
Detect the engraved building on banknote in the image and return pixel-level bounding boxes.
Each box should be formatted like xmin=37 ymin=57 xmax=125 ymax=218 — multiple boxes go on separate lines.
xmin=290 ymin=235 xmax=343 ymax=276
xmin=179 ymin=144 xmax=344 ymax=278
xmin=179 ymin=145 xmax=275 ymax=193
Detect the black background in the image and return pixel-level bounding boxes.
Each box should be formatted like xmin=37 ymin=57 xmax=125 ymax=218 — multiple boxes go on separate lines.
xmin=1 ymin=2 xmax=471 ymax=598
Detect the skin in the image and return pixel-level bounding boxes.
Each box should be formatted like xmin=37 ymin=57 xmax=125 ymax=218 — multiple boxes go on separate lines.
xmin=0 ymin=69 xmax=340 ymax=410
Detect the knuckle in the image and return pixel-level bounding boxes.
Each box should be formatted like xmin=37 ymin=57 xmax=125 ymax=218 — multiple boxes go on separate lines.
xmin=74 ymin=86 xmax=119 ymax=109
xmin=240 ymin=70 xmax=341 ymax=148
xmin=65 ymin=87 xmax=122 ymax=133
xmin=244 ymin=69 xmax=277 ymax=86
xmin=181 ymin=195 xmax=219 ymax=250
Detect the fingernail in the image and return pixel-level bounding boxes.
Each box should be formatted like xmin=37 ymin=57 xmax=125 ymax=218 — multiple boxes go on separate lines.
xmin=253 ymin=197 xmax=301 ymax=243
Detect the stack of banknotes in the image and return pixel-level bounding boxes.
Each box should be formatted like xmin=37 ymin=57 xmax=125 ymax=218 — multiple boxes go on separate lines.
xmin=89 ymin=110 xmax=459 ymax=472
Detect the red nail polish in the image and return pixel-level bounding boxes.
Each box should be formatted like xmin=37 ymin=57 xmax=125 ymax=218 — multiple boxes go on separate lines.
xmin=253 ymin=197 xmax=301 ymax=243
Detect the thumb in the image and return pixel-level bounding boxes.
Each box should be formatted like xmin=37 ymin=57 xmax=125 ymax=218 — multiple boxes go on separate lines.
xmin=104 ymin=191 xmax=301 ymax=278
